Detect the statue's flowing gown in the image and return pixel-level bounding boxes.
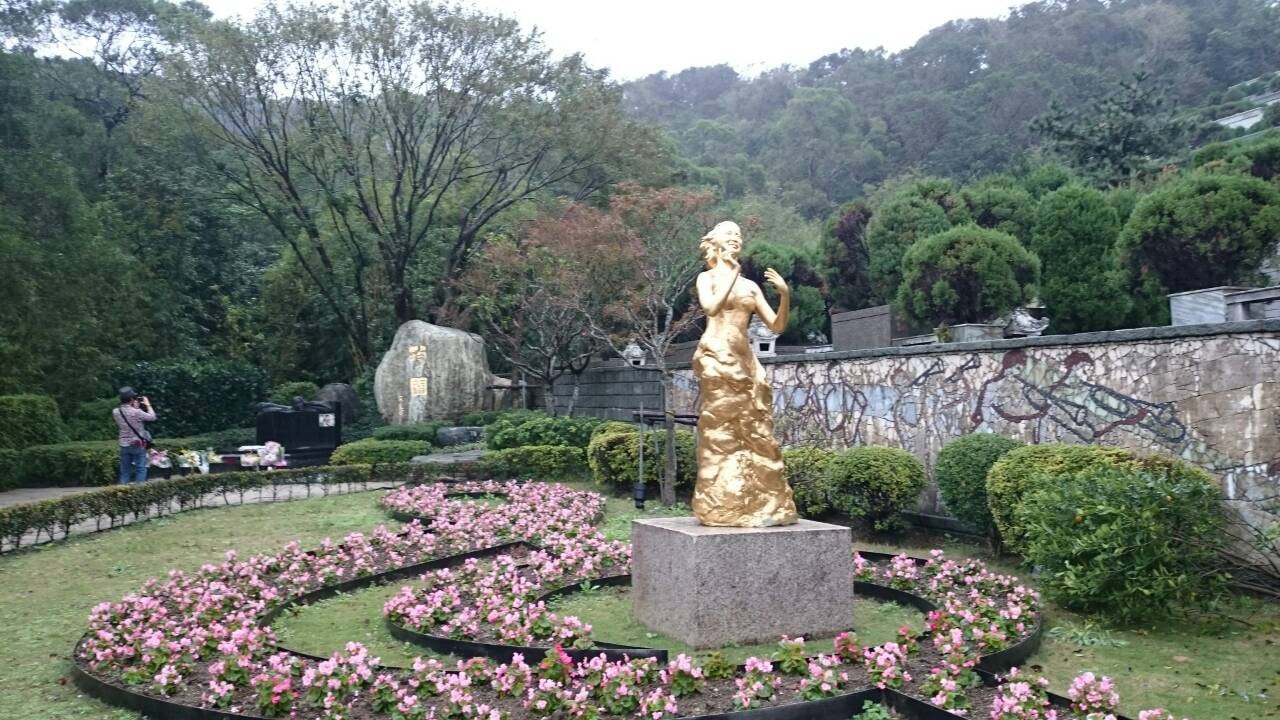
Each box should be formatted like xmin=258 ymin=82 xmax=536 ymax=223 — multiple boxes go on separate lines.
xmin=691 ymin=282 xmax=798 ymax=527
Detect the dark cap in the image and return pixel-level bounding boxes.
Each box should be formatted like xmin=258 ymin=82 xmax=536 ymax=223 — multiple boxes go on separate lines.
xmin=118 ymin=386 xmax=138 ymax=403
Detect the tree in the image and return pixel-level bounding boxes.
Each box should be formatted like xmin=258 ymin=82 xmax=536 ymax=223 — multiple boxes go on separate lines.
xmin=1029 ymin=185 xmax=1130 ymax=333
xmin=896 ymin=225 xmax=1040 ymax=328
xmin=1031 ymin=72 xmax=1189 ymax=185
xmin=456 ymin=233 xmax=595 ymax=416
xmin=961 ymin=178 xmax=1036 ymax=243
xmin=169 ymin=0 xmax=661 ymax=367
xmin=820 ymin=200 xmax=876 ymax=311
xmin=1117 ymin=172 xmax=1280 ymax=324
xmin=550 ymin=184 xmax=715 ymax=505
xmin=865 ymin=194 xmax=951 ymax=302
xmin=764 ymin=87 xmax=886 ymax=217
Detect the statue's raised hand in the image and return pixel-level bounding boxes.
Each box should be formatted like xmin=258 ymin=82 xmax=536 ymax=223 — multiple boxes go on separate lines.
xmin=764 ymin=267 xmax=788 ymax=295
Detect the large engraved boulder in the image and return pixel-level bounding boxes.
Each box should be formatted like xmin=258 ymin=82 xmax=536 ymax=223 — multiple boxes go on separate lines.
xmin=374 ymin=321 xmax=492 ymax=423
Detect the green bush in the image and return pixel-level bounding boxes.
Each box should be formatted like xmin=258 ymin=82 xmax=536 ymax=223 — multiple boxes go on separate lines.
xmin=110 ymin=360 xmax=268 ymax=437
xmin=14 ymin=441 xmax=119 ymax=488
xmin=934 ymin=433 xmax=1023 ymax=534
xmin=0 ymin=394 xmax=67 ymax=450
xmin=486 ymin=414 xmax=601 ymax=450
xmin=330 ymin=439 xmax=431 ymax=465
xmin=587 ymin=428 xmax=696 ymax=488
xmin=896 ymin=225 xmax=1040 ymax=328
xmin=483 ymin=445 xmax=588 ymax=482
xmin=783 ymin=446 xmax=839 ymax=517
xmin=1018 ymin=465 xmax=1225 ymax=623
xmin=824 ymin=446 xmax=925 ymax=531
xmin=373 ymin=422 xmax=445 ymax=443
xmin=269 ymin=381 xmax=320 ymax=404
xmin=986 ymin=444 xmax=1211 ymax=555
xmin=0 ymin=449 xmax=18 ymax=491
xmin=63 ymin=398 xmax=120 ymax=441
xmin=457 ymin=410 xmax=516 ymax=427
xmin=591 ymin=421 xmax=637 ymax=439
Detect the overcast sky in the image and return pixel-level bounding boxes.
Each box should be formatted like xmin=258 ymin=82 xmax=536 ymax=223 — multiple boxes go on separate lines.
xmin=201 ymin=0 xmax=1018 ymax=81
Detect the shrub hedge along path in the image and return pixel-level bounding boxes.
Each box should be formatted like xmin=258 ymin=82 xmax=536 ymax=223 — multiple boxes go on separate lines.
xmin=0 ymin=477 xmax=402 ymax=551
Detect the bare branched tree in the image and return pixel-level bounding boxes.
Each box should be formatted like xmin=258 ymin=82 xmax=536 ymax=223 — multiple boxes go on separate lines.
xmin=167 ymin=0 xmax=665 ymax=366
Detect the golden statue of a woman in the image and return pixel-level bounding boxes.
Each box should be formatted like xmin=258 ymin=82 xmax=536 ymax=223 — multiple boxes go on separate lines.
xmin=692 ymin=221 xmax=799 ymax=527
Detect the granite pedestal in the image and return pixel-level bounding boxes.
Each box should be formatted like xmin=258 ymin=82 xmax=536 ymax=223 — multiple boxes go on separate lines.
xmin=630 ymin=517 xmax=853 ymax=649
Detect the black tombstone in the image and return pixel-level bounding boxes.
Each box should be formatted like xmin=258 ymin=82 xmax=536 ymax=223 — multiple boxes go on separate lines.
xmin=254 ymin=399 xmax=343 ymax=466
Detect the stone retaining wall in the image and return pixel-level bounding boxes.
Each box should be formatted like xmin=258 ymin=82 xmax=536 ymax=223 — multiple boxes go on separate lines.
xmin=669 ymin=320 xmax=1280 ymax=520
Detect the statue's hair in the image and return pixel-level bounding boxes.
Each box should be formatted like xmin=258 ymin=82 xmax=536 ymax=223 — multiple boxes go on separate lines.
xmin=700 ymin=220 xmax=741 ymax=268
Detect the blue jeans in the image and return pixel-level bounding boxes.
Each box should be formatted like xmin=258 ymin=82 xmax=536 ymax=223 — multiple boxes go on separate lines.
xmin=119 ymin=445 xmax=149 ymax=484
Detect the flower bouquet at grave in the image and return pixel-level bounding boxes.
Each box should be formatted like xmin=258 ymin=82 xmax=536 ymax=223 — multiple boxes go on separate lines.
xmin=147 ymin=448 xmax=172 ymax=468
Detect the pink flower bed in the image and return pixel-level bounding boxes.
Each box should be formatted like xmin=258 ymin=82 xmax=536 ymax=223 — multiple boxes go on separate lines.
xmin=75 ymin=480 xmax=1186 ymax=719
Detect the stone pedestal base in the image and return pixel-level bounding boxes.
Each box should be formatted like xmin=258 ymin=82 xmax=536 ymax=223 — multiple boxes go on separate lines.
xmin=630 ymin=517 xmax=853 ymax=649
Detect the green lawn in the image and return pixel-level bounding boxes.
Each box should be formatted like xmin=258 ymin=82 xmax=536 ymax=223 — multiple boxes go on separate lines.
xmin=0 ymin=487 xmax=1275 ymax=720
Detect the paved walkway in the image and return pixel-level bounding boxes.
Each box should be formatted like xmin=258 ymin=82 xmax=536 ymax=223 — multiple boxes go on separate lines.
xmin=0 ymin=486 xmax=97 ymax=508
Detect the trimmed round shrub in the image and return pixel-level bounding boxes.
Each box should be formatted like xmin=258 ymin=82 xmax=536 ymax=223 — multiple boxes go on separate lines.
xmin=783 ymin=446 xmax=839 ymax=517
xmin=483 ymin=445 xmax=588 ymax=482
xmin=824 ymin=446 xmax=926 ymax=531
xmin=63 ymin=398 xmax=120 ymax=441
xmin=591 ymin=421 xmax=637 ymax=440
xmin=487 ymin=414 xmax=601 ymax=450
xmin=587 ymin=428 xmax=695 ymax=488
xmin=0 ymin=394 xmax=67 ymax=450
xmin=1018 ymin=464 xmax=1225 ymax=623
xmin=269 ymin=381 xmax=320 ymax=404
xmin=896 ymin=225 xmax=1040 ymax=328
xmin=373 ymin=422 xmax=445 ymax=443
xmin=330 ymin=439 xmax=431 ymax=466
xmin=934 ymin=433 xmax=1023 ymax=534
xmin=987 ymin=444 xmax=1212 ymax=555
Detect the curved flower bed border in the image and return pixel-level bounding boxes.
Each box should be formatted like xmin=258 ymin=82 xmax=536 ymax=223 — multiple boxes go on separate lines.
xmin=72 ymin=482 xmax=1158 ymax=720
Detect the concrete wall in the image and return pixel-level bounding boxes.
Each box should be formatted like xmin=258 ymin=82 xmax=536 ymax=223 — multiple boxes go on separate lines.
xmin=670 ymin=320 xmax=1280 ymax=522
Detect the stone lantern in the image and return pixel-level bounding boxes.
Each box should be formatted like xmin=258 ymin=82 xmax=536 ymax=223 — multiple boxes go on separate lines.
xmin=748 ymin=318 xmax=779 ymax=357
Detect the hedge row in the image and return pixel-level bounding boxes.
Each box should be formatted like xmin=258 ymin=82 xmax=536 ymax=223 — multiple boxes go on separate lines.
xmin=483 ymin=445 xmax=588 ymax=482
xmin=0 ymin=463 xmax=428 ymax=551
xmin=486 ymin=412 xmax=601 ymax=450
xmin=330 ymin=439 xmax=432 ymax=466
xmin=0 ymin=431 xmax=262 ymax=491
xmin=0 ymin=394 xmax=67 ymax=450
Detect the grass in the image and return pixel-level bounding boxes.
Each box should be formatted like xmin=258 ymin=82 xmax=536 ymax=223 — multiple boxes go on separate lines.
xmin=0 ymin=485 xmax=1275 ymax=720
xmin=273 ymin=583 xmax=450 ymax=668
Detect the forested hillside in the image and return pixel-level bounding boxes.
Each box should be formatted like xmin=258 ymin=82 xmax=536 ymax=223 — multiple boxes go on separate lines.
xmin=624 ymin=0 xmax=1280 ymax=216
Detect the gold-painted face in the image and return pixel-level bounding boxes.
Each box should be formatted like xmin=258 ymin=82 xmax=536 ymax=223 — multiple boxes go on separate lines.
xmin=702 ymin=220 xmax=744 ymax=266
